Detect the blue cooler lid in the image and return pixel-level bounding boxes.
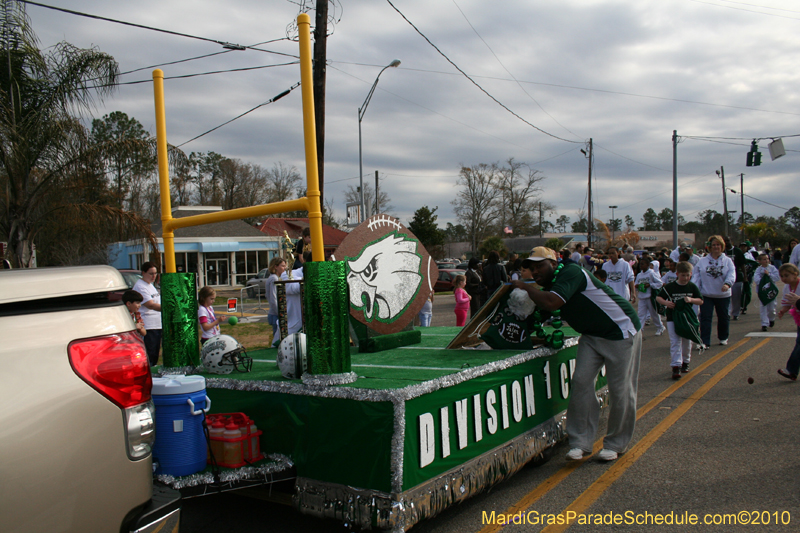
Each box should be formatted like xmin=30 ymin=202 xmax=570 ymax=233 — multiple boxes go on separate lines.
xmin=152 ymin=375 xmax=206 ymax=396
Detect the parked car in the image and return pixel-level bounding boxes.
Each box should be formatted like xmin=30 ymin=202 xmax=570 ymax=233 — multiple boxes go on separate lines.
xmin=109 ymin=268 xmax=143 ymax=302
xmin=0 ymin=265 xmax=181 ymax=532
xmin=245 ymin=268 xmax=270 ymax=297
xmin=436 ymin=262 xmax=457 ymax=270
xmin=434 ymin=268 xmax=466 ymax=292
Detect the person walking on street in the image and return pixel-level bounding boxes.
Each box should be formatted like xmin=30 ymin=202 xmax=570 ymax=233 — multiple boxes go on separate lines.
xmin=133 ymin=262 xmax=162 ymax=366
xmin=754 ymin=252 xmax=780 ymax=332
xmin=483 ymin=251 xmax=507 ymax=297
xmin=511 ymin=247 xmax=642 ymax=463
xmin=465 ymin=258 xmax=484 ymax=318
xmin=777 ymin=264 xmax=800 ymax=381
xmin=453 ymin=274 xmax=471 ymax=327
xmin=602 ymin=246 xmax=636 ymax=303
xmin=692 ymin=235 xmax=736 ymax=349
xmin=635 ymin=256 xmax=665 ymax=336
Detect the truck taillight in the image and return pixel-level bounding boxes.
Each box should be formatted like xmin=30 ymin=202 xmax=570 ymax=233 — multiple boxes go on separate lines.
xmin=69 ymin=332 xmax=153 ymax=409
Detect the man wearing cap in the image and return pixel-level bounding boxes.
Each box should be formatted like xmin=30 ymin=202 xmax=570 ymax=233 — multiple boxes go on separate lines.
xmin=511 ymin=246 xmax=642 ymax=462
xmin=671 ymin=242 xmax=700 ymax=266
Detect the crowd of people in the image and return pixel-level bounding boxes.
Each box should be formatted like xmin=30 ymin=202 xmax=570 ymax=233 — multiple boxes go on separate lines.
xmin=442 ymin=236 xmax=800 ymax=462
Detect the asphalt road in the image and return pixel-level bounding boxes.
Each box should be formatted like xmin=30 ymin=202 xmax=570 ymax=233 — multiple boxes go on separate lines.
xmin=183 ymin=293 xmax=800 ymax=532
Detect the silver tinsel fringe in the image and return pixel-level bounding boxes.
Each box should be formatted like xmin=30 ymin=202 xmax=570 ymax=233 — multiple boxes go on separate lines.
xmin=294 ymin=397 xmax=610 ymax=533
xmin=156 ymin=453 xmax=293 ymax=490
xmin=302 ymin=371 xmax=359 ymax=387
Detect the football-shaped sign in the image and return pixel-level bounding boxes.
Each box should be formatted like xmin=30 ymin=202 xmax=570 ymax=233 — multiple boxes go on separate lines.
xmin=334 ymin=214 xmax=438 ymax=335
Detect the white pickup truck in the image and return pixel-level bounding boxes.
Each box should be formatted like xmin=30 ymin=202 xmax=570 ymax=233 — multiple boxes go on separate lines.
xmin=0 ymin=265 xmax=181 ymax=533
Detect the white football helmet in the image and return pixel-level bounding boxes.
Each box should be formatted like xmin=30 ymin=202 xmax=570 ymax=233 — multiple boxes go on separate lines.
xmin=277 ymin=333 xmax=308 ymax=379
xmin=201 ymin=335 xmax=252 ymax=374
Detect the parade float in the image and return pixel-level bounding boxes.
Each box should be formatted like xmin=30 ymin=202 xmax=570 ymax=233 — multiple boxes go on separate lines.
xmin=148 ymin=14 xmax=607 ymax=531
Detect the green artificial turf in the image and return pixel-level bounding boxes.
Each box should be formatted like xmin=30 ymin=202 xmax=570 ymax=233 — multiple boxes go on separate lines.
xmin=176 ymin=326 xmax=578 ymax=391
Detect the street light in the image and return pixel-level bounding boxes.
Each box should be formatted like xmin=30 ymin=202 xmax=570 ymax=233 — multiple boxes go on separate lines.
xmin=358 ymin=59 xmax=401 ymax=223
xmin=609 ymin=205 xmax=618 ymax=241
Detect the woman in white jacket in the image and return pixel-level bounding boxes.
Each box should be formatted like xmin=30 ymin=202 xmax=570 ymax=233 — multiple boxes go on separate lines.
xmin=691 ymin=235 xmax=736 ymax=348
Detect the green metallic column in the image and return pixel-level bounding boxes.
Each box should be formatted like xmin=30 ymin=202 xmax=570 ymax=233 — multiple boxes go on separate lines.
xmin=303 ymin=261 xmax=350 ymax=374
xmin=160 ymin=272 xmax=200 ymax=367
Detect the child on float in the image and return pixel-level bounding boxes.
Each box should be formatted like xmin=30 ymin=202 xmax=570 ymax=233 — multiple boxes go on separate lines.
xmin=777 ymin=263 xmax=800 ymax=381
xmin=635 ymin=256 xmax=665 ymax=335
xmin=754 ymin=252 xmax=780 ymax=332
xmin=453 ymin=274 xmax=471 ymax=327
xmin=656 ymin=261 xmax=703 ymax=380
xmin=122 ymin=289 xmax=147 ymax=338
xmin=265 ymin=256 xmax=287 ymax=347
xmin=198 ymin=286 xmax=224 ymax=345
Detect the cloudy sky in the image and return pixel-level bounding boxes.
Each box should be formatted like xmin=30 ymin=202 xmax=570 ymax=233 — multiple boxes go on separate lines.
xmin=25 ymin=0 xmax=800 ymax=232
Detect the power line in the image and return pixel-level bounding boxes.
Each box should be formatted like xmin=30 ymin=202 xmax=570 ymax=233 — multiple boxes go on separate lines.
xmin=118 ymin=39 xmax=290 ymax=77
xmin=19 ymin=1 xmax=298 ymax=59
xmin=385 ymin=0 xmax=581 ymax=144
xmin=450 ymin=0 xmax=582 ymax=141
xmin=688 ymin=0 xmax=800 ymax=20
xmin=332 ymin=60 xmax=800 ymax=118
xmin=712 ymin=0 xmax=800 ymax=14
xmin=329 ymin=64 xmax=540 ymax=156
xmin=681 ymin=133 xmax=800 ymax=141
xmin=177 ymin=82 xmax=300 ymax=147
xmin=90 ymin=61 xmax=299 ymax=89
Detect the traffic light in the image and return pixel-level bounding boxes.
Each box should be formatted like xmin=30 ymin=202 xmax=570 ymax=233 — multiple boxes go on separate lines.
xmin=746 ymin=140 xmax=761 ymax=167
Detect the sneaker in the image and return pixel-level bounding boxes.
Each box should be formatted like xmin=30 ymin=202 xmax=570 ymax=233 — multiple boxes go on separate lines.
xmin=566 ymin=448 xmax=585 ymax=460
xmin=719 ymin=339 xmax=728 ymax=346
xmin=645 ymin=319 xmax=651 ymax=326
xmin=732 ymin=316 xmax=739 ymax=321
xmin=762 ymin=326 xmax=768 ymax=332
xmin=778 ymin=369 xmax=798 ymax=381
xmin=742 ymin=309 xmax=747 ymax=315
xmin=597 ymin=449 xmax=618 ymax=461
xmin=655 ymin=327 xmax=665 ymax=336
xmin=770 ymin=321 xmax=775 ymax=327
xmin=672 ymin=367 xmax=682 ymax=380
xmin=681 ymin=362 xmax=690 ymax=373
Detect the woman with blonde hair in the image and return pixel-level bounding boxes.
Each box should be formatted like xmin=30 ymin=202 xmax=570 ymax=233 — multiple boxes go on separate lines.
xmin=691 ymin=235 xmax=736 ymax=349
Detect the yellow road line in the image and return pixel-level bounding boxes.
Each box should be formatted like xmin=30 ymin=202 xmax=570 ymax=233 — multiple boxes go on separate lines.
xmin=541 ymin=338 xmax=770 ymax=533
xmin=476 ymin=338 xmax=751 ymax=533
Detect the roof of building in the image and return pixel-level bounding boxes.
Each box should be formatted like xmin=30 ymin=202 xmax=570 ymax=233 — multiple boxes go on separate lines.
xmin=258 ymin=217 xmax=348 ymax=247
xmin=150 ymin=207 xmax=266 ymax=238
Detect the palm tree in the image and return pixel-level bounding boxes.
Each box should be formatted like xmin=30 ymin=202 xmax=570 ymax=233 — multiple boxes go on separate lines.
xmin=0 ymin=2 xmax=144 ymax=267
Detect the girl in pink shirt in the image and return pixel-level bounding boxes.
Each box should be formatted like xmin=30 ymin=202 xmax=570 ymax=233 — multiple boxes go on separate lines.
xmin=454 ymin=274 xmax=471 ymax=327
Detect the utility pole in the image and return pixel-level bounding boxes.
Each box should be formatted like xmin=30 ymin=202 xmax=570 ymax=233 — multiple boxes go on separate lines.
xmin=539 ymin=203 xmax=543 ymax=238
xmin=313 ymin=0 xmax=328 ymax=205
xmin=740 ymin=173 xmax=745 ymax=242
xmin=609 ymin=205 xmax=618 ymax=241
xmin=587 ymin=138 xmax=593 ymax=247
xmin=718 ymin=166 xmax=729 ymax=238
xmin=672 ymin=130 xmax=678 ymax=247
xmin=375 ymin=170 xmax=379 ymax=216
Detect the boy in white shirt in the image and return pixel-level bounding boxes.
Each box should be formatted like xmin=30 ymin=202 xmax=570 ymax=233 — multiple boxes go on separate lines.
xmin=753 ymin=252 xmax=780 ymax=332
xmin=635 ymin=256 xmax=664 ymax=335
xmin=602 ymin=246 xmax=635 ymax=302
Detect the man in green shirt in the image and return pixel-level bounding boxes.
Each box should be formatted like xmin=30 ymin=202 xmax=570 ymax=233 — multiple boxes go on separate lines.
xmin=511 ymin=247 xmax=643 ymax=462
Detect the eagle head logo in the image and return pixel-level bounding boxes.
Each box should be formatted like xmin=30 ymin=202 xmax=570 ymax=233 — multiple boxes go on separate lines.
xmin=346 ymin=233 xmax=422 ymax=322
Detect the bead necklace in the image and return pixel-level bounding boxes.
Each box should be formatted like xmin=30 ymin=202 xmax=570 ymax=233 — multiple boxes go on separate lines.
xmin=530 ymin=263 xmax=565 ymax=349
